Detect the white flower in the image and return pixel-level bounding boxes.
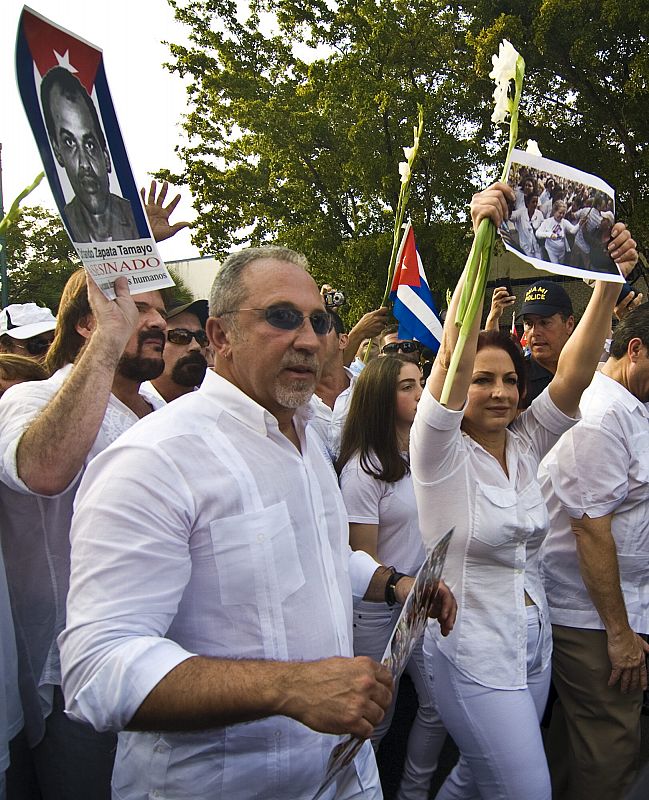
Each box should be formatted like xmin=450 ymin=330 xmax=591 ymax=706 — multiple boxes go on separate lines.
xmin=403 ymin=145 xmax=415 ymax=161
xmin=491 ymin=83 xmax=511 ymax=123
xmin=488 ymin=39 xmax=519 ymax=87
xmin=398 ymin=161 xmax=411 ymax=184
xmin=525 ymin=139 xmax=542 ymax=156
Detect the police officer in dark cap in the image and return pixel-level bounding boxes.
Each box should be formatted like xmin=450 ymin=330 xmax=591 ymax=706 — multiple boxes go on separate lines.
xmin=519 ymin=280 xmax=575 ymax=407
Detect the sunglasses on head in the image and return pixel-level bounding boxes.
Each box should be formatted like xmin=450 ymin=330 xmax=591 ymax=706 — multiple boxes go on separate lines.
xmin=381 ymin=341 xmax=421 ymax=355
xmin=167 ymin=328 xmax=209 ymax=347
xmin=220 ymin=306 xmax=333 ymax=336
xmin=15 ymin=337 xmax=54 ymax=356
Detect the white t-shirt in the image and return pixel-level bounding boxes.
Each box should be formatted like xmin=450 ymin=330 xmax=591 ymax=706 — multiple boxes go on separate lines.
xmin=410 ymin=387 xmax=577 ymax=689
xmin=329 ymin=367 xmax=357 ymax=459
xmin=540 ymin=371 xmax=649 ymax=633
xmin=307 ymin=393 xmax=335 ymax=463
xmin=511 ymin=208 xmax=544 ymax=259
xmin=339 ymin=453 xmax=425 ymax=576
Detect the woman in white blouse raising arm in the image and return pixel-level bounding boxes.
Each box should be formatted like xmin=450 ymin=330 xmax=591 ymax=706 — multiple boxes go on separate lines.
xmin=410 ymin=182 xmax=637 ymax=800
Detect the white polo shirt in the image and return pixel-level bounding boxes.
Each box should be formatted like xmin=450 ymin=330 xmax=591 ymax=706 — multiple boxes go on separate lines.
xmin=539 ymin=371 xmax=649 ymax=633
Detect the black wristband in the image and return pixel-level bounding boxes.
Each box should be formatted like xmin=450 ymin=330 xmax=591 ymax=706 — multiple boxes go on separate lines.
xmin=385 ymin=571 xmax=408 ymax=607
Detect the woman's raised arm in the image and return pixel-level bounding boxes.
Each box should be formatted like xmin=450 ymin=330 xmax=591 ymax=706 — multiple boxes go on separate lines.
xmin=429 ymin=182 xmax=514 ymax=409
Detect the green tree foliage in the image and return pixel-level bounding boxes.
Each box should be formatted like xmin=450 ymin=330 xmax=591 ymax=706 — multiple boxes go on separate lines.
xmin=3 ymin=206 xmax=79 ymax=310
xmin=162 ymin=0 xmax=489 ymax=321
xmin=163 ymin=0 xmax=648 ymax=321
xmin=465 ymin=0 xmax=649 ymax=255
xmin=2 ymin=206 xmax=193 ymax=311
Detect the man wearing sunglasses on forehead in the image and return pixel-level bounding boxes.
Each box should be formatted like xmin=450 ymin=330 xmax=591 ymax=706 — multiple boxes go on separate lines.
xmin=0 ymin=303 xmax=57 ymax=362
xmin=379 ymin=324 xmax=423 ymax=365
xmin=61 ymin=245 xmax=456 ymax=800
xmin=146 ymin=299 xmax=210 ymax=404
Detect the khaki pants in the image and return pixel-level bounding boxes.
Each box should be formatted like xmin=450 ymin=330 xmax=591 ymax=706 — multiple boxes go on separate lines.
xmin=546 ymin=625 xmax=643 ymax=800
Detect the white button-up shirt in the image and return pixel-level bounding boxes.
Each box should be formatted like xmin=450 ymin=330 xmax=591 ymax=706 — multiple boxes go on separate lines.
xmin=410 ymin=387 xmax=577 ymax=689
xmin=60 ymin=369 xmax=378 ymax=799
xmin=0 ymin=364 xmax=163 ymax=742
xmin=540 ymin=371 xmax=649 ymax=633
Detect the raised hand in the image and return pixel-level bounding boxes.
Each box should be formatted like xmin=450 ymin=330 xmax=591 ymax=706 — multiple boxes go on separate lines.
xmin=141 ymin=180 xmax=191 ymax=243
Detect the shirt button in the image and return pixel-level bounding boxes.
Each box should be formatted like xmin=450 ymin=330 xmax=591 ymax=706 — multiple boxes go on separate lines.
xmin=153 ymin=743 xmax=163 ymax=753
xmin=275 ymin=730 xmax=281 ymax=738
xmin=257 ymin=533 xmax=265 ymax=543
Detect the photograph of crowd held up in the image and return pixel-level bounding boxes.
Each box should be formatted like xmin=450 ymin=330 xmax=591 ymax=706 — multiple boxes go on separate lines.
xmin=500 ymin=151 xmax=623 ymax=282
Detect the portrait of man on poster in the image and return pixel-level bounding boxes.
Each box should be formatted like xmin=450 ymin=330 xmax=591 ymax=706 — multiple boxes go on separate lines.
xmin=40 ymin=66 xmax=140 ymax=243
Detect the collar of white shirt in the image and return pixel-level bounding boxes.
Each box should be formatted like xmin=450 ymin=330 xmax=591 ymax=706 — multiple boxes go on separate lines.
xmin=200 ymin=368 xmax=314 ymax=438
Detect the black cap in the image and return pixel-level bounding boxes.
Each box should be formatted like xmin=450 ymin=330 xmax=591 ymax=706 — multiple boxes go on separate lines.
xmin=166 ymin=299 xmax=209 ymax=328
xmin=519 ymin=281 xmax=573 ymax=317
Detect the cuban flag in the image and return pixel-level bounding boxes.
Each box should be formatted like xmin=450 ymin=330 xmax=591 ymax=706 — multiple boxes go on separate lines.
xmin=389 ymin=221 xmax=443 ymax=352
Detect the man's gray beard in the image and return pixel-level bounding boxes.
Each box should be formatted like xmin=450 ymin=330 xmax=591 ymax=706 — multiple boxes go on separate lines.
xmin=273 ymin=379 xmax=315 ymax=409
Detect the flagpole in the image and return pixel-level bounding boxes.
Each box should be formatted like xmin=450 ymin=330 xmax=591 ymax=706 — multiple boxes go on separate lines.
xmin=364 ymin=220 xmax=412 ymax=363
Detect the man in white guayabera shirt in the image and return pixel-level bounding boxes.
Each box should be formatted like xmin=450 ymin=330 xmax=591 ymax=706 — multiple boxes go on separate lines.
xmin=539 ymin=303 xmax=649 ymax=800
xmin=60 ymin=246 xmax=456 ymax=800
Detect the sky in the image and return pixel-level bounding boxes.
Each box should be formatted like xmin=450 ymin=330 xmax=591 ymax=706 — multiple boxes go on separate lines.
xmin=2 ymin=0 xmax=200 ymax=261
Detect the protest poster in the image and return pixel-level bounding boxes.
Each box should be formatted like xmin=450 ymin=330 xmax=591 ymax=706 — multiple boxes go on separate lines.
xmin=15 ymin=6 xmax=175 ymax=298
xmin=501 ymin=149 xmax=624 ymax=284
xmin=312 ymin=529 xmax=453 ymax=800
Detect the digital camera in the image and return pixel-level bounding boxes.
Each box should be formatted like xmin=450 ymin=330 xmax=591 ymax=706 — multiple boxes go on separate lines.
xmin=324 ymin=290 xmax=345 ymax=308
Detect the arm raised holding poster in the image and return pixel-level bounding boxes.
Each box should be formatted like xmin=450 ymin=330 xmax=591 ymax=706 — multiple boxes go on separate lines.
xmin=14 ymin=275 xmax=166 ymax=495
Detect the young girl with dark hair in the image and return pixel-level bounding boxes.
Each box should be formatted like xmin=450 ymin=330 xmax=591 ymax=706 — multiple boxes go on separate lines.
xmin=338 ymin=355 xmax=447 ymax=800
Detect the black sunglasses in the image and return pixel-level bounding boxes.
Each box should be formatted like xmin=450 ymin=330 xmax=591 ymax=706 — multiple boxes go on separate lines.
xmin=167 ymin=328 xmax=209 ymax=347
xmin=381 ymin=341 xmax=421 ymax=355
xmin=15 ymin=337 xmax=54 ymax=356
xmin=220 ymin=306 xmax=333 ymax=336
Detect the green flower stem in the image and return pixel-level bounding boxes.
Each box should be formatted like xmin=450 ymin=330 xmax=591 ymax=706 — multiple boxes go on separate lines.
xmin=455 ymin=217 xmax=491 ymax=326
xmin=380 ymin=105 xmax=425 ymax=308
xmin=0 ymin=172 xmax=45 ymax=237
xmin=364 ymin=106 xmax=424 ymax=363
xmin=439 ymin=53 xmax=525 ymax=406
xmin=499 ymin=57 xmax=524 ymax=182
xmin=380 ymin=180 xmax=409 ymax=307
xmin=439 ymin=225 xmax=495 ymax=405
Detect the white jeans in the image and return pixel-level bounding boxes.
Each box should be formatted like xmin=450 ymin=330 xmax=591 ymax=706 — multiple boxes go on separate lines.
xmin=353 ymin=600 xmax=447 ymax=800
xmin=424 ymin=605 xmax=551 ymax=800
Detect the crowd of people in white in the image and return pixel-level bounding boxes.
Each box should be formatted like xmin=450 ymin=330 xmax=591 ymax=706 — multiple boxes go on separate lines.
xmin=0 ymin=180 xmax=647 ymax=800
xmin=504 ymin=168 xmax=617 ymax=272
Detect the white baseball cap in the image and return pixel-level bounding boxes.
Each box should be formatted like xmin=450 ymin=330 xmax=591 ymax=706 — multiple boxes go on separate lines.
xmin=0 ymin=303 xmax=57 ymax=340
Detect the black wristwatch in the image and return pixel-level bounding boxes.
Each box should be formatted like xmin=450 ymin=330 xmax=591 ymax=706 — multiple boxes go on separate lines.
xmin=385 ymin=569 xmax=409 ymax=607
